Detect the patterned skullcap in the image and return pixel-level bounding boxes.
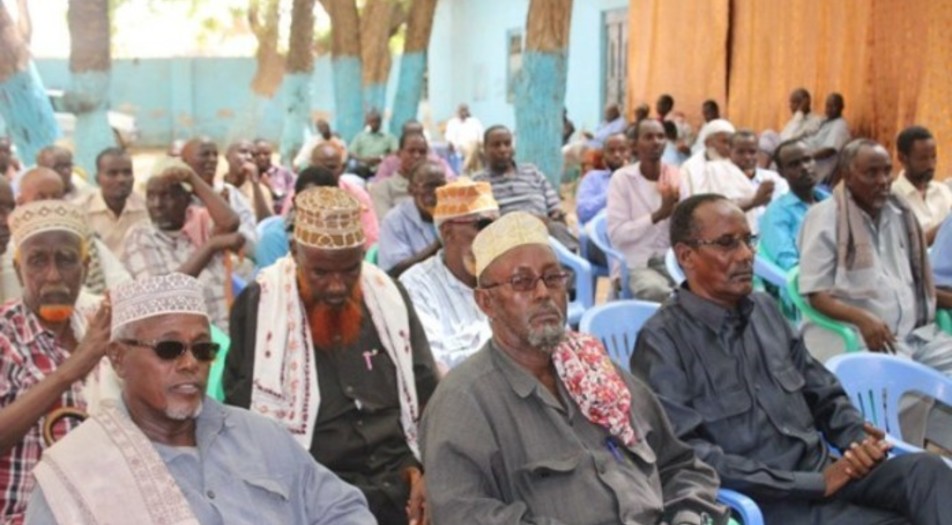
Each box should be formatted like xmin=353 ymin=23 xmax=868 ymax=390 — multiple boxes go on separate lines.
xmin=110 ymin=273 xmax=208 ymax=340
xmin=9 ymin=200 xmax=88 ymax=247
xmin=433 ymin=177 xmax=499 ymax=227
xmin=471 ymin=211 xmax=549 ymax=278
xmin=293 ymin=186 xmax=365 ymax=249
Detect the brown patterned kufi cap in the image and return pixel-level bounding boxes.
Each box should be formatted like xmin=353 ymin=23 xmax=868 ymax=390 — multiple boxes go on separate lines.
xmin=293 ymin=186 xmax=365 ymax=249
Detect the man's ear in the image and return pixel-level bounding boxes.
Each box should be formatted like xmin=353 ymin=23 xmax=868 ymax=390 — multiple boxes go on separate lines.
xmin=674 ymin=243 xmax=694 ymax=272
xmin=474 ymin=288 xmax=494 ymax=320
xmin=107 ymin=342 xmax=127 ymax=380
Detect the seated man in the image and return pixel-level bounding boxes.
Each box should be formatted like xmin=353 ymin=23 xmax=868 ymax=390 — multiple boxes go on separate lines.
xmin=575 ymin=132 xmax=628 ymax=225
xmin=253 ymin=137 xmax=296 ymax=213
xmin=0 ymin=177 xmax=11 ymax=299
xmin=369 ymin=130 xmax=430 ymax=220
xmin=292 ymin=118 xmax=349 ymax=173
xmin=310 ymin=142 xmax=378 ymax=242
xmin=0 ymin=200 xmax=118 ymax=522
xmin=800 ymin=138 xmax=952 ymax=368
xmin=679 ymin=119 xmax=735 ymax=196
xmin=400 ymin=178 xmax=499 ymax=371
xmin=378 ymin=159 xmax=446 ymax=276
xmin=5 ymin=167 xmax=130 ymax=300
xmin=780 ymin=88 xmax=824 ymax=141
xmin=373 ymin=120 xmax=454 ymax=183
xmin=607 ymin=119 xmax=679 ymax=301
xmin=633 ymin=194 xmax=952 ymax=524
xmin=810 ymin=93 xmax=851 ymax=186
xmin=181 ymin=137 xmax=257 ymax=249
xmin=25 ymin=273 xmax=374 ymax=524
xmin=760 ymin=138 xmax=828 ymax=270
xmin=34 ymin=145 xmax=87 ymax=200
xmin=121 ymin=159 xmax=244 ymax=332
xmin=74 ymin=147 xmax=149 ymax=257
xmin=349 ymin=109 xmax=399 ymax=179
xmin=932 ymin=215 xmax=952 ymax=308
xmin=474 ymin=125 xmax=576 ymax=251
xmin=223 ymin=139 xmax=274 ymax=223
xmin=586 ymin=102 xmax=628 ymax=149
xmin=891 ymin=126 xmax=951 ymax=245
xmin=421 ymin=211 xmax=726 ymax=524
xmin=725 ymin=130 xmax=788 ymax=233
xmin=225 ymin=187 xmax=438 ymax=525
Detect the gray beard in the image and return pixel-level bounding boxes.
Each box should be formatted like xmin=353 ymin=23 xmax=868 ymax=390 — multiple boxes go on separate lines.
xmin=528 ymin=324 xmax=567 ymax=354
xmin=165 ymin=401 xmax=203 ymax=421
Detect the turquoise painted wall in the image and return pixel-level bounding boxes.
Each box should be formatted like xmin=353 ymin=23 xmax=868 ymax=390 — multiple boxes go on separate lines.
xmin=426 ymin=0 xmax=629 ymax=139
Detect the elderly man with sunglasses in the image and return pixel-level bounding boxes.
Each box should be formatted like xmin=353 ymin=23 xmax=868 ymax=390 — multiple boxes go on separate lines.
xmin=25 ymin=273 xmax=374 ymax=524
xmin=399 ymin=178 xmax=499 ymax=372
xmin=420 ymin=211 xmax=726 ymax=525
xmin=631 ymin=194 xmax=952 ymax=525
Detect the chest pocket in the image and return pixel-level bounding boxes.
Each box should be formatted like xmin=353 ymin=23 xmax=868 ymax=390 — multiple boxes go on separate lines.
xmin=225 ymin=472 xmax=293 ymax=524
xmin=515 ymin=452 xmax=588 ymax=523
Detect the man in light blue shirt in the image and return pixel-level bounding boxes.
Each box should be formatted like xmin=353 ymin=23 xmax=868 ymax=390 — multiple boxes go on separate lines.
xmin=586 ymin=103 xmax=628 ymax=149
xmin=759 ymin=138 xmax=827 ymax=270
xmin=931 ymin=215 xmax=952 ymax=303
xmin=378 ymin=159 xmax=446 ymax=275
xmin=575 ymin=132 xmax=628 ymax=225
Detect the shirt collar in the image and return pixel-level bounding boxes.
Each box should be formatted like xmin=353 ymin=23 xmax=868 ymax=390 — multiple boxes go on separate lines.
xmin=490 ymin=340 xmax=548 ymax=399
xmin=674 ymin=286 xmax=755 ymax=335
xmin=88 ymin=191 xmax=147 ymax=215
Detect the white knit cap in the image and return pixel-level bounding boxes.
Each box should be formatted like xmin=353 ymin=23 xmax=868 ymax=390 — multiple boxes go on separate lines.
xmin=110 ymin=273 xmax=208 ymax=340
xmin=8 ymin=200 xmax=88 ymax=247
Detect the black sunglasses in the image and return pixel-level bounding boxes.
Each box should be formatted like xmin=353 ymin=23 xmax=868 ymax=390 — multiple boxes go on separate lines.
xmin=120 ymin=339 xmax=220 ymax=362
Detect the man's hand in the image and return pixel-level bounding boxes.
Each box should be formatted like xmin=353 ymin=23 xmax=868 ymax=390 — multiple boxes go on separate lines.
xmin=856 ymin=313 xmax=897 ymax=353
xmin=405 ymin=467 xmax=429 ymax=525
xmin=653 ymin=182 xmax=680 ymax=223
xmin=209 ymin=232 xmax=246 ymax=253
xmin=863 ymin=422 xmax=888 ymax=442
xmin=841 ymin=437 xmax=889 ymax=478
xmin=63 ymin=298 xmax=112 ymax=382
xmin=242 ymin=161 xmax=260 ymax=184
xmin=751 ymin=180 xmax=775 ymax=208
xmin=822 ymin=458 xmax=856 ymax=497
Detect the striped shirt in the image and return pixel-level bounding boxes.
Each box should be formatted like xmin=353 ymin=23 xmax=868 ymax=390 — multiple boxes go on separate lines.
xmin=0 ymin=301 xmax=85 ymax=523
xmin=473 ymin=163 xmax=561 ymax=217
xmin=399 ymin=251 xmax=491 ymax=369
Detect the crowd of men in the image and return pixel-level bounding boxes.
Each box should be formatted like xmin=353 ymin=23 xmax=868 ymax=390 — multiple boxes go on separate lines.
xmin=1 ymin=89 xmax=952 ymax=525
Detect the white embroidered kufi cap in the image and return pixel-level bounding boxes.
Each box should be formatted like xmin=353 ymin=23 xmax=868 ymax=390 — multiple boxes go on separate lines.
xmin=8 ymin=200 xmax=88 ymax=247
xmin=471 ymin=211 xmax=550 ymax=278
xmin=110 ymin=273 xmax=209 ymax=340
xmin=293 ymin=186 xmax=365 ymax=250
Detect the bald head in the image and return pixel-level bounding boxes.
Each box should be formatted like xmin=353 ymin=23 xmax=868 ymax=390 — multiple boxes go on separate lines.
xmin=310 ymin=142 xmax=345 ymax=177
xmin=17 ymin=167 xmax=65 ymax=205
xmin=35 ymin=146 xmax=73 ymax=192
xmin=180 ymin=137 xmax=219 ymax=184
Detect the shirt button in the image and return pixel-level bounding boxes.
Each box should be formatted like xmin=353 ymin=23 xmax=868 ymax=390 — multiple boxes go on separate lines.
xmin=356 ymin=419 xmax=364 ymax=427
xmin=345 ymin=386 xmax=355 ymax=394
xmin=206 ymin=489 xmax=215 ymax=499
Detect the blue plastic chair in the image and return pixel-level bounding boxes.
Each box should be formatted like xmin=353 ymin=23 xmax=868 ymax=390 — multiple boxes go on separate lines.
xmin=826 ymin=353 xmax=952 ymax=466
xmin=579 ymin=221 xmax=609 ymax=280
xmin=753 ymin=255 xmax=786 ymax=289
xmin=664 ymin=248 xmax=685 ymax=285
xmin=579 ymin=300 xmax=660 ymax=366
xmin=718 ymin=488 xmax=765 ymax=525
xmin=550 ymin=236 xmax=593 ymax=327
xmin=231 ymin=274 xmax=247 ymax=298
xmin=589 ymin=211 xmax=632 ymax=299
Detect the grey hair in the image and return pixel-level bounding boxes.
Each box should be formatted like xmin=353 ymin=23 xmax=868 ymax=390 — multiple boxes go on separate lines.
xmin=838 ymin=138 xmax=881 ymax=175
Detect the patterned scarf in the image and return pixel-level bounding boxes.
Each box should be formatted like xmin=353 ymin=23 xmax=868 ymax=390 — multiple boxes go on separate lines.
xmin=83 ymin=235 xmax=107 ymax=295
xmin=552 ymin=332 xmax=637 ymax=447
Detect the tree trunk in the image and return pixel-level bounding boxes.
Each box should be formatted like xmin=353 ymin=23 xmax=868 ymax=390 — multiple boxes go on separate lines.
xmin=515 ymin=0 xmax=572 ymax=188
xmin=280 ymin=0 xmax=316 ymax=162
xmin=0 ymin=1 xmax=59 ymax=167
xmin=359 ymin=0 xmax=395 ymax=114
xmin=67 ymin=0 xmax=112 ymax=178
xmin=322 ymin=0 xmax=363 ymax=142
xmin=389 ymin=0 xmax=438 ymax=135
xmin=249 ymin=0 xmax=285 ymax=98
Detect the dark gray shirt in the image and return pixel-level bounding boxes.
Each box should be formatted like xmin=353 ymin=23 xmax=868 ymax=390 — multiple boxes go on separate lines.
xmin=421 ymin=340 xmax=724 ymax=525
xmin=632 ymin=289 xmax=867 ymax=501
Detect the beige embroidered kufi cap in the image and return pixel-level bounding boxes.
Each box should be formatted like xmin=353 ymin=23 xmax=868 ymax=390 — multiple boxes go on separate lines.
xmin=8 ymin=200 xmax=88 ymax=247
xmin=110 ymin=273 xmax=208 ymax=340
xmin=433 ymin=177 xmax=499 ymax=227
xmin=149 ymin=157 xmax=195 ymax=192
xmin=293 ymin=186 xmax=365 ymax=249
xmin=471 ymin=211 xmax=549 ymax=278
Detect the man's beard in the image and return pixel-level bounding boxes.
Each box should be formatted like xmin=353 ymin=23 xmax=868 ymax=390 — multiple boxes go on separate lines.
xmin=165 ymin=400 xmax=203 ymax=421
xmin=298 ymin=274 xmax=364 ymax=349
xmin=38 ymin=305 xmax=74 ymax=323
xmin=527 ymin=305 xmax=566 ymax=354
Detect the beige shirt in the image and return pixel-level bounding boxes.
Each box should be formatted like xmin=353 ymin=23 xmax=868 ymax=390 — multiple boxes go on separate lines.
xmin=892 ymin=173 xmax=952 ymax=232
xmin=76 ymin=191 xmax=150 ymax=257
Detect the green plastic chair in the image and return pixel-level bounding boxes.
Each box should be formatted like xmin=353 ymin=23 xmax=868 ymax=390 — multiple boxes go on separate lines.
xmin=206 ymin=324 xmax=231 ymax=401
xmin=785 ymin=266 xmax=861 ymax=353
xmin=938 ymin=308 xmax=952 ymax=335
xmin=365 ymin=243 xmax=379 ymax=265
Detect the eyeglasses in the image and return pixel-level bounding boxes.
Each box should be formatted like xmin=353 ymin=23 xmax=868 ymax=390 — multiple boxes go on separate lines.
xmin=480 ymin=271 xmax=570 ymax=292
xmin=685 ymin=234 xmax=759 ymax=251
xmin=120 ymin=339 xmax=220 ymax=362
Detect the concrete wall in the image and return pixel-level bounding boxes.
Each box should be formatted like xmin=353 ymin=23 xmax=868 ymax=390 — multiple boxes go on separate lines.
xmin=28 ymin=0 xmax=628 ymax=149
xmin=426 ymin=0 xmax=629 ymax=137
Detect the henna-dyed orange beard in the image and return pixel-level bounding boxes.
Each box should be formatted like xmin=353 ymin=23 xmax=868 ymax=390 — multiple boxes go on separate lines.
xmin=38 ymin=305 xmax=74 ymax=323
xmin=297 ymin=273 xmax=364 ymax=350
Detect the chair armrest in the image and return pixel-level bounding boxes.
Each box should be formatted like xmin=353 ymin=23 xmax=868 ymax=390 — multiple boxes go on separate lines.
xmin=937 ymin=309 xmax=952 ymax=335
xmin=785 ymin=267 xmax=860 ymax=352
xmin=717 ymin=488 xmax=764 ymax=525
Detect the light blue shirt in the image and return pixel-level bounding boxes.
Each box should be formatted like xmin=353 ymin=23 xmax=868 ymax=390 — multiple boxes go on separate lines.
xmin=25 ymin=398 xmax=374 ymax=525
xmin=587 ymin=116 xmax=628 ymax=149
xmin=932 ymin=215 xmax=952 ymax=288
xmin=255 ymin=216 xmax=290 ymax=270
xmin=575 ymin=169 xmax=613 ymax=225
xmin=661 ymin=141 xmax=687 ymax=166
xmin=759 ymin=189 xmax=828 ymax=270
xmin=378 ymin=199 xmax=438 ymax=271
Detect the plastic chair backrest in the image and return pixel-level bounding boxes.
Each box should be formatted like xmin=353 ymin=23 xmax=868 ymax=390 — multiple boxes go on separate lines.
xmin=785 ymin=266 xmax=860 ymax=352
xmin=664 ymin=248 xmax=685 ymax=285
xmin=579 ymin=300 xmax=660 ymax=366
xmin=753 ymin=255 xmax=786 ymax=289
xmin=365 ymin=243 xmax=379 ymax=264
xmin=579 ymin=221 xmax=609 ymax=278
xmin=827 ymin=353 xmax=952 ymax=440
xmin=589 ymin=211 xmax=632 ymax=298
xmin=206 ymin=324 xmax=231 ymax=401
xmin=717 ymin=489 xmax=764 ymax=525
xmin=549 ymin=236 xmax=593 ymax=326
